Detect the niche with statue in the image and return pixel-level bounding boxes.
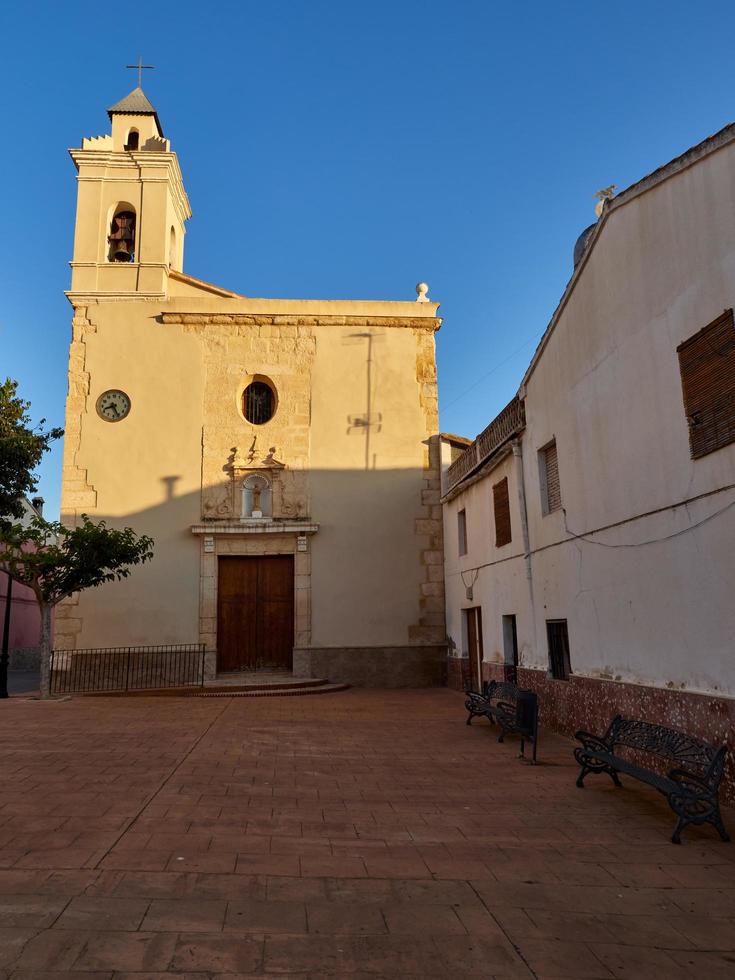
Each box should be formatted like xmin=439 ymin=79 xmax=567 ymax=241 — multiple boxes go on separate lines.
xmin=241 ymin=473 xmax=272 ymax=519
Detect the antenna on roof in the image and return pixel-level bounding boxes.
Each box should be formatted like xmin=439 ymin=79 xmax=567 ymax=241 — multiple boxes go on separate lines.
xmin=594 ymin=185 xmax=616 ymax=218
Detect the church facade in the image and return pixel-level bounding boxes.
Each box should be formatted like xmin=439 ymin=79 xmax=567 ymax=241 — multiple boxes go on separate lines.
xmin=57 ymin=87 xmax=446 ymax=686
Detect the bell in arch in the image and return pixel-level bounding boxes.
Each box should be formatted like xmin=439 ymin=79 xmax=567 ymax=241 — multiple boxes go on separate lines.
xmin=108 ymin=209 xmax=136 ymax=263
xmin=111 ymin=240 xmax=132 ymax=262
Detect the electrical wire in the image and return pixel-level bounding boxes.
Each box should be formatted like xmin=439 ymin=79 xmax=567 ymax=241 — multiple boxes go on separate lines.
xmin=441 ymin=334 xmax=540 ymax=411
xmin=562 ymin=495 xmax=735 ymax=549
xmin=447 ymin=482 xmax=735 ymax=579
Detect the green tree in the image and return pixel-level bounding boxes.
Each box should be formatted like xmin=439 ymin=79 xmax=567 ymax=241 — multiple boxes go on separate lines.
xmin=0 ymin=517 xmax=154 ymax=698
xmin=0 ymin=378 xmax=63 ymax=523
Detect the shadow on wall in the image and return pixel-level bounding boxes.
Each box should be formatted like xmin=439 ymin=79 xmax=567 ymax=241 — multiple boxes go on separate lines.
xmin=343 ymin=331 xmax=385 ymax=470
xmin=55 ymin=464 xmax=444 ymax=654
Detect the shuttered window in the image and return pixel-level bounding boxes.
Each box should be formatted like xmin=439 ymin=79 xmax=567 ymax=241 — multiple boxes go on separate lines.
xmin=539 ymin=440 xmax=561 ymax=515
xmin=458 ymin=508 xmax=467 ymax=557
xmin=677 ymin=309 xmax=735 ymax=459
xmin=547 ymin=620 xmax=571 ymax=680
xmin=492 ymin=477 xmax=512 ymax=547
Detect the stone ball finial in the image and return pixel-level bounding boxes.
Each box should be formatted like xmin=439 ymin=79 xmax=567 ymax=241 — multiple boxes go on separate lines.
xmin=416 ymin=281 xmax=430 ymax=302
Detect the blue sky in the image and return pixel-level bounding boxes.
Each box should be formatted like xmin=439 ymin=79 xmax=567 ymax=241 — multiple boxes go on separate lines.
xmin=3 ymin=1 xmax=734 ymax=519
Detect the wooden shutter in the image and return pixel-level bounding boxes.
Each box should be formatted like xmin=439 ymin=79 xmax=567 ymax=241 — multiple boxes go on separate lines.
xmin=544 ymin=442 xmax=561 ymax=513
xmin=493 ymin=477 xmax=512 ymax=547
xmin=458 ymin=509 xmax=467 ymax=556
xmin=677 ymin=309 xmax=735 ymax=459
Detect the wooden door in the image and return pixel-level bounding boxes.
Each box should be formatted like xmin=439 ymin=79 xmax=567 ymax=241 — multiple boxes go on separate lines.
xmin=465 ymin=607 xmax=483 ymax=691
xmin=216 ymin=556 xmax=294 ymax=672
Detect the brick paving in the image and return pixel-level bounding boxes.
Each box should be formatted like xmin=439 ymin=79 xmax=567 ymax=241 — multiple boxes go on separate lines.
xmin=0 ymin=688 xmax=733 ymax=978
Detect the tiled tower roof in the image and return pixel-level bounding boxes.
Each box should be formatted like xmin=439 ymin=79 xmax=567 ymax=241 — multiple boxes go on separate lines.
xmin=107 ymin=87 xmax=162 ymax=134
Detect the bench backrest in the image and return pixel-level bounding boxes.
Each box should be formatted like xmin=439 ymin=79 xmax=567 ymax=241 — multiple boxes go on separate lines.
xmin=483 ymin=680 xmax=519 ymax=703
xmin=605 ymin=715 xmax=726 ymax=783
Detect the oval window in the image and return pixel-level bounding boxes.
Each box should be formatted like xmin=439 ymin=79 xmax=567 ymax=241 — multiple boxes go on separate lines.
xmin=243 ymin=381 xmax=275 ymax=424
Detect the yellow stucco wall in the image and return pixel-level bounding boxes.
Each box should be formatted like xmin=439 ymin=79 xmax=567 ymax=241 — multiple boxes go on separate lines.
xmin=59 ymin=296 xmax=441 ymax=655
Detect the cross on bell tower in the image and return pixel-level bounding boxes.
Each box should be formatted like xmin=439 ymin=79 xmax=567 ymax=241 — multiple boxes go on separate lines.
xmin=126 ymin=57 xmax=155 ymax=88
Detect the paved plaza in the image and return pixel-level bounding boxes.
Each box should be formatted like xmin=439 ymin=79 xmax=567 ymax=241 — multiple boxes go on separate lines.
xmin=0 ymin=688 xmax=733 ymax=978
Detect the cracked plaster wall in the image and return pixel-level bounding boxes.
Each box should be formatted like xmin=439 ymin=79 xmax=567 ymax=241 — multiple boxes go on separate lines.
xmin=443 ymin=136 xmax=735 ymax=711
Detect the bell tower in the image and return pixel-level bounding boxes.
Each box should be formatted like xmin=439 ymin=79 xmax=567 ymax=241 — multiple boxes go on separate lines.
xmin=67 ymin=86 xmax=191 ymax=301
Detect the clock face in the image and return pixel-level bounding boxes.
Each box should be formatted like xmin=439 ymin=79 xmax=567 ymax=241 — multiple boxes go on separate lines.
xmin=96 ymin=389 xmax=131 ymax=423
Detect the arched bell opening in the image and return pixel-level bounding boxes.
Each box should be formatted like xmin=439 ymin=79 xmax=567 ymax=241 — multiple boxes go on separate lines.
xmin=124 ymin=128 xmax=139 ymax=151
xmin=107 ymin=204 xmax=137 ymax=263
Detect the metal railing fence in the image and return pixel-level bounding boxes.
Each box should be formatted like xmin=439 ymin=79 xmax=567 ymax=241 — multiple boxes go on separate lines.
xmin=49 ymin=644 xmax=206 ymax=694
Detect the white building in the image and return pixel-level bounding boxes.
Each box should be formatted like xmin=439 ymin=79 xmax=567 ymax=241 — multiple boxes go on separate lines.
xmin=442 ymin=123 xmax=735 ymax=796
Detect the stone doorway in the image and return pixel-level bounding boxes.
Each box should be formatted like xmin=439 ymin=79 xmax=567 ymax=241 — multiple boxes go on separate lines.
xmin=216 ymin=555 xmax=294 ymax=672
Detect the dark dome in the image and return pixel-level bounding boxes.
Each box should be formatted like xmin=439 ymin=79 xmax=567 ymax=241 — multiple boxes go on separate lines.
xmin=573 ymin=223 xmax=596 ymax=267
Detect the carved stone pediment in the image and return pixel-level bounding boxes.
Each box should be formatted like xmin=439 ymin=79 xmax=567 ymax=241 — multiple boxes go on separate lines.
xmin=203 ymin=444 xmax=307 ymax=522
xmin=201 ymin=486 xmax=232 ymax=520
xmin=228 ymin=440 xmax=285 ymax=474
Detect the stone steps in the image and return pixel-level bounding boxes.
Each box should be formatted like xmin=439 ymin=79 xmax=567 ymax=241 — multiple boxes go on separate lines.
xmin=89 ymin=676 xmax=350 ymax=698
xmin=190 ymin=680 xmax=350 ymax=698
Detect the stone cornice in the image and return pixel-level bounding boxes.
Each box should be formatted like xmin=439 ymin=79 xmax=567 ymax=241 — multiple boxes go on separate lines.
xmin=69 ymin=148 xmax=191 ymax=223
xmin=65 ymin=290 xmax=167 ymax=306
xmin=191 ymin=521 xmax=319 ymax=535
xmin=69 ymin=147 xmax=183 ymax=172
xmin=162 ymin=312 xmax=441 ymax=330
xmin=70 ymin=261 xmax=168 ymax=269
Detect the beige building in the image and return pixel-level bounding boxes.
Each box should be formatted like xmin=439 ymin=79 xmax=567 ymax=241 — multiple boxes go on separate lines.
xmin=442 ymin=123 xmax=735 ymax=796
xmin=57 ymin=86 xmax=446 ymax=686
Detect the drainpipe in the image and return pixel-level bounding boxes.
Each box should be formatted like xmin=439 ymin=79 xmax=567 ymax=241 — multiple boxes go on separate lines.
xmin=512 ymin=437 xmax=538 ymax=660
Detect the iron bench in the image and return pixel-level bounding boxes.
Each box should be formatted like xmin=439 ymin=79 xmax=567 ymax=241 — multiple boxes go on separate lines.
xmin=465 ymin=680 xmax=539 ymax=763
xmin=574 ymin=714 xmax=730 ymax=844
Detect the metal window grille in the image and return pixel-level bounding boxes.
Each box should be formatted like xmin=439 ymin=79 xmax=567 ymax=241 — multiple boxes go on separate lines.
xmin=493 ymin=477 xmax=512 ymax=546
xmin=546 ymin=620 xmax=571 ymax=680
xmin=243 ymin=382 xmax=275 ymax=424
xmin=542 ymin=441 xmax=561 ymax=514
xmin=677 ymin=309 xmax=735 ymax=459
xmin=458 ymin=508 xmax=468 ymax=556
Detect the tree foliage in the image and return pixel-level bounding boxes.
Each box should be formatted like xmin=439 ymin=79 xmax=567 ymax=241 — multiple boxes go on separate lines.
xmin=0 ymin=516 xmax=154 ymax=607
xmin=0 ymin=378 xmax=63 ymax=522
xmin=1 ymin=515 xmax=154 ymax=698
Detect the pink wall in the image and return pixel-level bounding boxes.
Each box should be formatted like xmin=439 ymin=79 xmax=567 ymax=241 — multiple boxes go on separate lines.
xmin=0 ymin=575 xmax=42 ymax=652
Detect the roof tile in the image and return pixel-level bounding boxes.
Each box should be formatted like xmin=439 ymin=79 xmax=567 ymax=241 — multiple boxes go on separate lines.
xmin=107 ymin=86 xmax=157 ymax=115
